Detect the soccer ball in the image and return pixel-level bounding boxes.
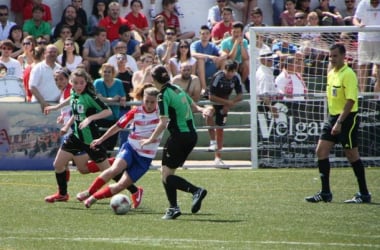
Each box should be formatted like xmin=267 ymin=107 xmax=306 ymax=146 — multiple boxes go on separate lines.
xmin=110 ymin=194 xmax=131 ymax=215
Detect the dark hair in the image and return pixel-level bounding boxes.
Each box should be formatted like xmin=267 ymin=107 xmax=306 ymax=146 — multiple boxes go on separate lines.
xmin=232 ymin=21 xmax=244 ymax=31
xmin=130 ymin=0 xmax=143 ymax=8
xmin=61 ymin=38 xmax=78 ymax=68
xmin=93 ymin=26 xmax=107 ymax=36
xmin=92 ymin=0 xmax=109 ymax=19
xmin=130 ymin=83 xmax=155 ymax=100
xmin=118 ymin=25 xmax=131 ymax=35
xmin=200 ymin=25 xmax=211 ymax=32
xmin=70 ymin=68 xmax=96 ymax=95
xmin=224 ymin=60 xmax=238 ymax=71
xmin=251 ymin=7 xmax=263 ymax=16
xmin=222 ymin=7 xmax=233 ymax=14
xmin=1 ymin=39 xmax=15 ymax=49
xmin=162 ymin=0 xmax=176 ymax=7
xmin=176 ymin=40 xmax=191 ymax=63
xmin=60 ymin=5 xmax=77 ymax=23
xmin=151 ymin=65 xmax=170 ymax=84
xmin=0 ymin=4 xmax=9 ymax=11
xmin=32 ymin=46 xmax=46 ymax=61
xmin=7 ymin=25 xmax=23 ymax=43
xmin=32 ymin=4 xmax=45 ymax=13
xmin=330 ymin=43 xmax=346 ymax=55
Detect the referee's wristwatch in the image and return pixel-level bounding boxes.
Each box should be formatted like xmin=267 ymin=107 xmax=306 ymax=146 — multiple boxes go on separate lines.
xmin=337 ymin=119 xmax=343 ymax=125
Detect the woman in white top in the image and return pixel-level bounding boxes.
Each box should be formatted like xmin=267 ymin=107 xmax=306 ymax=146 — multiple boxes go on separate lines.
xmin=57 ymin=38 xmax=83 ymax=73
xmin=169 ymin=39 xmax=196 ymax=77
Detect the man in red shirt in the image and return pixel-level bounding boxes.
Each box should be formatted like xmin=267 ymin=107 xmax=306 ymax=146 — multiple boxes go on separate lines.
xmin=211 ymin=7 xmax=233 ymax=45
xmin=159 ymin=0 xmax=194 ymax=41
xmin=98 ymin=1 xmax=130 ymax=42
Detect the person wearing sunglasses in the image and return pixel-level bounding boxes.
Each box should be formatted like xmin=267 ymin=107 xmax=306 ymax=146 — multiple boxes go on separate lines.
xmin=156 ymin=27 xmax=179 ymax=65
xmin=0 ymin=40 xmax=23 ymax=79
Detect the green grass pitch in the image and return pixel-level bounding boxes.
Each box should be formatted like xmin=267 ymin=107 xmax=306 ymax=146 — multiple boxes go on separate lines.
xmin=0 ymin=167 xmax=379 ymax=250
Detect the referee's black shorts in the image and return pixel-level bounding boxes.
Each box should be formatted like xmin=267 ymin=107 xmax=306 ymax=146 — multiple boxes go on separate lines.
xmin=162 ymin=132 xmax=197 ymax=169
xmin=320 ymin=112 xmax=359 ymax=149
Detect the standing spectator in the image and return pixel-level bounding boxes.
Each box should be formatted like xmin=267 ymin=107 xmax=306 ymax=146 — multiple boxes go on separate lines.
xmin=44 ymin=69 xmax=112 ymax=203
xmin=172 ymin=62 xmax=202 ymax=102
xmin=340 ymin=0 xmax=356 ymax=26
xmin=206 ymin=60 xmax=243 ymax=168
xmin=125 ymin=0 xmax=149 ymax=42
xmin=272 ymin=0 xmax=285 ymax=26
xmin=169 ymin=40 xmax=197 ymax=77
xmin=22 ymin=5 xmax=51 ymax=42
xmin=156 ymin=27 xmax=179 ymax=66
xmin=142 ymin=65 xmax=210 ymax=220
xmin=191 ymin=25 xmax=227 ymax=95
xmin=0 ymin=5 xmax=16 ymax=41
xmin=17 ymin=36 xmax=36 ymax=71
xmin=94 ymin=63 xmax=126 ymax=151
xmin=99 ymin=1 xmax=130 ymax=43
xmin=112 ymin=25 xmax=141 ymax=60
xmin=314 ymin=0 xmax=344 ymax=26
xmin=8 ymin=25 xmax=24 ymax=59
xmin=88 ymin=0 xmax=109 ymax=36
xmin=23 ymin=0 xmax=52 ymax=25
xmin=53 ymin=5 xmax=87 ymax=49
xmin=280 ymin=0 xmax=297 ymax=26
xmin=0 ymin=40 xmax=23 ymax=79
xmin=159 ymin=0 xmax=195 ymax=40
xmin=23 ymin=46 xmax=45 ymax=102
xmin=29 ymin=44 xmax=61 ymax=112
xmin=207 ymin=0 xmax=230 ymax=29
xmin=305 ymin=43 xmax=371 ymax=204
xmin=71 ymin=0 xmax=88 ymax=28
xmin=107 ymin=41 xmax=139 ymax=73
xmin=353 ymin=0 xmax=380 ymax=92
xmin=82 ymin=27 xmax=111 ymax=80
xmin=220 ymin=21 xmax=249 ymax=91
xmin=53 ymin=25 xmax=80 ymax=55
xmin=57 ymin=38 xmax=83 ymax=73
xmin=275 ymin=55 xmax=307 ymax=100
xmin=211 ymin=7 xmax=234 ymax=45
xmin=147 ymin=15 xmax=166 ymax=48
xmin=131 ymin=53 xmax=154 ymax=88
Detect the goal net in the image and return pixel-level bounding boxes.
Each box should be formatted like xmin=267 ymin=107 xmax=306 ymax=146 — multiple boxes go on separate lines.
xmin=248 ymin=25 xmax=380 ymax=168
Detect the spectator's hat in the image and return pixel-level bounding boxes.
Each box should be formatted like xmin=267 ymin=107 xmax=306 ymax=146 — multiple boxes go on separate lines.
xmin=259 ymin=48 xmax=275 ymax=59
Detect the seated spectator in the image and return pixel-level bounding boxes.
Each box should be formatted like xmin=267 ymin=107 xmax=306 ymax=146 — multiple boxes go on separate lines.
xmin=82 ymin=27 xmax=111 ymax=80
xmin=8 ymin=25 xmax=24 ymax=59
xmin=159 ymin=0 xmax=195 ymax=40
xmin=207 ymin=0 xmax=230 ymax=29
xmin=53 ymin=5 xmax=87 ymax=50
xmin=191 ymin=25 xmax=227 ymax=94
xmin=294 ymin=11 xmax=307 ymax=27
xmin=71 ymin=0 xmax=88 ymax=28
xmin=275 ymin=55 xmax=307 ymax=100
xmin=243 ymin=7 xmax=266 ymax=42
xmin=172 ymin=62 xmax=202 ymax=102
xmin=156 ymin=27 xmax=179 ymax=66
xmin=314 ymin=0 xmax=344 ymax=26
xmin=125 ymin=0 xmax=149 ymax=42
xmin=147 ymin=15 xmax=166 ymax=48
xmin=23 ymin=45 xmax=45 ymax=102
xmin=98 ymin=1 xmax=130 ymax=43
xmin=53 ymin=24 xmax=80 ymax=55
xmin=22 ymin=5 xmax=51 ymax=42
xmin=112 ymin=25 xmax=141 ymax=60
xmin=17 ymin=36 xmax=36 ymax=71
xmin=0 ymin=40 xmax=23 ymax=79
xmin=169 ymin=40 xmax=197 ymax=77
xmin=211 ymin=7 xmax=234 ymax=45
xmin=107 ymin=41 xmax=139 ymax=73
xmin=280 ymin=0 xmax=297 ymax=26
xmin=131 ymin=53 xmax=154 ymax=89
xmin=0 ymin=5 xmax=16 ymax=41
xmin=88 ymin=0 xmax=108 ymax=36
xmin=23 ymin=0 xmax=52 ymax=25
xmin=295 ymin=0 xmax=311 ymax=16
xmin=220 ymin=21 xmax=249 ymax=91
xmin=340 ymin=0 xmax=356 ymax=26
xmin=57 ymin=38 xmax=83 ymax=73
xmin=35 ymin=35 xmax=48 ymax=47
xmin=140 ymin=43 xmax=158 ymax=64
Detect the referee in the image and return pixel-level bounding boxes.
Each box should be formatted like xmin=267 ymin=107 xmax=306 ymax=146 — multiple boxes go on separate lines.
xmin=305 ymin=43 xmax=371 ymax=204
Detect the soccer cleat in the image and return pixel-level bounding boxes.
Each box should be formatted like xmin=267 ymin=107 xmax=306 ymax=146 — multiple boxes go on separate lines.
xmin=45 ymin=192 xmax=69 ymax=203
xmin=131 ymin=186 xmax=144 ymax=209
xmin=344 ymin=192 xmax=371 ymax=203
xmin=76 ymin=190 xmax=90 ymax=202
xmin=191 ymin=188 xmax=207 ymax=213
xmin=214 ymin=158 xmax=229 ymax=169
xmin=305 ymin=191 xmax=333 ymax=203
xmin=208 ymin=141 xmax=217 ymax=152
xmin=162 ymin=207 xmax=182 ymax=220
xmin=84 ymin=196 xmax=97 ymax=208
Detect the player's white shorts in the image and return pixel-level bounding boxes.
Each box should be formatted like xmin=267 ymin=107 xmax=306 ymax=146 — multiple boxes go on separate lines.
xmin=358 ymin=41 xmax=380 ymax=65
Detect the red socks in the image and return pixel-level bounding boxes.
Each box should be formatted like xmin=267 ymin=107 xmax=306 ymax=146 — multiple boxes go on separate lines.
xmin=88 ymin=177 xmax=106 ymax=195
xmin=93 ymin=186 xmax=113 ymax=200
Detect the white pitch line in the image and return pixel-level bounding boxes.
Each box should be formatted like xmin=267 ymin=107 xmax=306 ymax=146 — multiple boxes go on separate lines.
xmin=1 ymin=236 xmax=380 ymax=248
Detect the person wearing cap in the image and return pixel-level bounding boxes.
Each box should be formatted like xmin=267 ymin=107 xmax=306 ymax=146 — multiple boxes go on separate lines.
xmin=206 ymin=59 xmax=243 ymax=168
xmin=141 ymin=65 xmax=210 ymax=220
xmin=0 ymin=39 xmax=23 ymax=79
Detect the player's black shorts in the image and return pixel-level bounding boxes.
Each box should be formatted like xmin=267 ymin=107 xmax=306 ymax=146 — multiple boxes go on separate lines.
xmin=61 ymin=133 xmax=108 ymax=163
xmin=213 ymin=105 xmax=227 ymax=126
xmin=162 ymin=132 xmax=197 ymax=169
xmin=320 ymin=112 xmax=359 ymax=149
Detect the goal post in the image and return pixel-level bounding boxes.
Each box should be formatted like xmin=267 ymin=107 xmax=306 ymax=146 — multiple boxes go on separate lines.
xmin=248 ymin=25 xmax=380 ymax=169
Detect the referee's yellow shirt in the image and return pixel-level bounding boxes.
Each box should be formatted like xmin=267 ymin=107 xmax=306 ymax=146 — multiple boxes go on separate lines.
xmin=326 ymin=64 xmax=359 ymax=116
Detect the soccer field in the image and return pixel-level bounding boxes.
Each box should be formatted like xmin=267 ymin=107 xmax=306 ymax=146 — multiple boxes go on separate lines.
xmin=0 ymin=168 xmax=379 ymax=250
